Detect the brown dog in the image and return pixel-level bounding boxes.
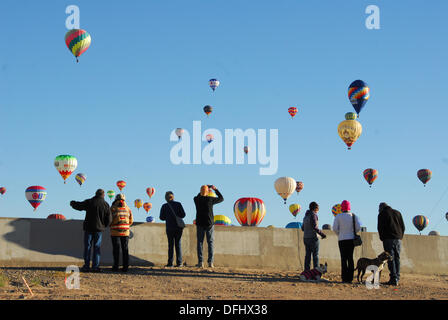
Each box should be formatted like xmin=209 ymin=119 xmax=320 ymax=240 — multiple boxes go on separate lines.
xmin=354 ymin=251 xmax=392 ymax=283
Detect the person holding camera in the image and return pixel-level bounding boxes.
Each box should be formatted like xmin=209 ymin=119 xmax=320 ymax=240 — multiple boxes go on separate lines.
xmin=193 ymin=185 xmax=224 ymax=268
xmin=301 ymin=202 xmax=327 ymax=271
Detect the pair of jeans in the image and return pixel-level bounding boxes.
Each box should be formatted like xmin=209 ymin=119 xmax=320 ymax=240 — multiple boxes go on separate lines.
xmin=303 ymin=238 xmax=319 ymax=271
xmin=196 ymin=225 xmax=214 ymax=264
xmin=83 ymin=232 xmax=102 ymax=269
xmin=111 ymin=236 xmax=129 ymax=269
xmin=338 ymin=239 xmax=355 ymax=282
xmin=166 ymin=228 xmax=183 ymax=265
xmin=383 ymin=239 xmax=401 ymax=282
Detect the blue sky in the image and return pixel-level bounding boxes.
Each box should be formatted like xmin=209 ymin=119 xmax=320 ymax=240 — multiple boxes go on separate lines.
xmin=0 ymin=0 xmax=447 ymax=235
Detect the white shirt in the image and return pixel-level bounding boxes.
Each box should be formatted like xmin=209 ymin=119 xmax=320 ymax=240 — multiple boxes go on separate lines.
xmin=333 ymin=212 xmax=362 ymax=241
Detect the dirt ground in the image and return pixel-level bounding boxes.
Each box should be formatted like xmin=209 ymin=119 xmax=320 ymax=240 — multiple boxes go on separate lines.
xmin=0 ymin=264 xmax=447 ymax=300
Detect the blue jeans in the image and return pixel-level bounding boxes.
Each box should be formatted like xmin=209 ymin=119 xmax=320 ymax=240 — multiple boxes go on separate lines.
xmin=196 ymin=225 xmax=214 ymax=264
xmin=83 ymin=232 xmax=102 ymax=269
xmin=166 ymin=228 xmax=183 ymax=265
xmin=304 ymin=238 xmax=319 ymax=270
xmin=383 ymin=239 xmax=401 ymax=282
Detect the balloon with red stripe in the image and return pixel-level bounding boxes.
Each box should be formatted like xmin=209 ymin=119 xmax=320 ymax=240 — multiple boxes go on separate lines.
xmin=25 ymin=186 xmax=47 ymax=211
xmin=288 ymin=107 xmax=298 ymax=119
xmin=234 ymin=197 xmax=266 ymax=226
xmin=363 ymin=169 xmax=378 ymax=187
xmin=65 ymin=29 xmax=91 ymax=62
xmin=116 ymin=180 xmax=126 ymax=192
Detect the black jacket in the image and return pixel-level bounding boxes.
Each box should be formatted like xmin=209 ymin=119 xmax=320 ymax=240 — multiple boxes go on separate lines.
xmin=194 ymin=189 xmax=224 ymax=228
xmin=377 ymin=205 xmax=405 ymax=241
xmin=70 ymin=196 xmax=112 ymax=232
xmin=159 ymin=201 xmax=186 ymax=230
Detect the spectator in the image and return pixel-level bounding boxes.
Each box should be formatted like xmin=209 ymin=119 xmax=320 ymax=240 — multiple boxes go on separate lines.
xmin=301 ymin=202 xmax=326 ymax=271
xmin=110 ymin=194 xmax=133 ymax=272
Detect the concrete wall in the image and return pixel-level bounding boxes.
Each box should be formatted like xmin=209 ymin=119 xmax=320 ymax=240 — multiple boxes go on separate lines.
xmin=0 ymin=218 xmax=446 ymax=275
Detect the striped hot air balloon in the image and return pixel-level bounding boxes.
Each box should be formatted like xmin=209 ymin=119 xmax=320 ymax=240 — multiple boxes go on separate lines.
xmin=75 ymin=173 xmax=86 ymax=186
xmin=363 ymin=169 xmax=378 ymax=187
xmin=417 ymin=169 xmax=432 ymax=187
xmin=214 ymin=215 xmax=232 ymax=226
xmin=143 ymin=202 xmax=152 ymax=213
xmin=289 ymin=204 xmax=301 ymax=218
xmin=25 ymin=186 xmax=47 ymax=211
xmin=146 ymin=187 xmax=155 ymax=199
xmin=54 ymin=155 xmax=78 ymax=184
xmin=296 ymin=181 xmax=304 ymax=193
xmin=234 ymin=198 xmax=266 ymax=227
xmin=47 ymin=214 xmax=66 ymax=220
xmin=65 ymin=29 xmax=91 ymax=62
xmin=203 ymin=105 xmax=213 ymax=117
xmin=209 ymin=79 xmax=220 ymax=91
xmin=288 ymin=107 xmax=298 ymax=119
xmin=107 ymin=190 xmax=115 ymax=202
xmin=116 ymin=180 xmax=126 ymax=192
xmin=348 ymin=80 xmax=370 ymax=116
xmin=332 ymin=204 xmax=342 ymax=217
xmin=206 ymin=134 xmax=214 ymax=143
xmin=0 ymin=187 xmax=6 ymax=195
xmin=412 ymin=215 xmax=429 ymax=234
xmin=134 ymin=199 xmax=143 ymax=210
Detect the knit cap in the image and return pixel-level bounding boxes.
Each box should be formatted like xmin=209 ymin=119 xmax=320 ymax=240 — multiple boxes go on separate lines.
xmin=341 ymin=200 xmax=351 ymax=212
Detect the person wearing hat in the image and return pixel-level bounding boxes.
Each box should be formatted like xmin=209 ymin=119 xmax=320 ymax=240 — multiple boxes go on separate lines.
xmin=301 ymin=202 xmax=327 ymax=271
xmin=333 ymin=200 xmax=361 ymax=283
xmin=377 ymin=202 xmax=405 ymax=286
xmin=110 ymin=193 xmax=133 ymax=272
xmin=159 ymin=191 xmax=186 ymax=267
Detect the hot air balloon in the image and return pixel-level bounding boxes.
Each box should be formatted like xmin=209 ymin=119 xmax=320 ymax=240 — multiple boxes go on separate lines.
xmin=274 ymin=177 xmax=296 ymax=204
xmin=203 ymin=105 xmax=213 ymax=117
xmin=289 ymin=204 xmax=301 ymax=218
xmin=25 ymin=186 xmax=47 ymax=211
xmin=296 ymin=181 xmax=304 ymax=194
xmin=322 ymin=224 xmax=332 ymax=230
xmin=214 ymin=215 xmax=232 ymax=226
xmin=234 ymin=198 xmax=266 ymax=226
xmin=175 ymin=128 xmax=184 ymax=140
xmin=208 ymin=189 xmax=217 ymax=198
xmin=54 ymin=155 xmax=78 ymax=184
xmin=209 ymin=79 xmax=220 ymax=91
xmin=288 ymin=107 xmax=298 ymax=119
xmin=47 ymin=214 xmax=66 ymax=220
xmin=337 ymin=114 xmax=362 ymax=150
xmin=332 ymin=204 xmax=342 ymax=217
xmin=363 ymin=169 xmax=378 ymax=187
xmin=345 ymin=112 xmax=357 ymax=120
xmin=428 ymin=231 xmax=440 ymax=236
xmin=75 ymin=173 xmax=86 ymax=186
xmin=134 ymin=199 xmax=143 ymax=210
xmin=417 ymin=169 xmax=432 ymax=187
xmin=348 ymin=80 xmax=370 ymax=116
xmin=244 ymin=146 xmax=250 ymax=154
xmin=412 ymin=215 xmax=429 ymax=234
xmin=206 ymin=134 xmax=214 ymax=143
xmin=116 ymin=180 xmax=126 ymax=191
xmin=146 ymin=216 xmax=155 ymax=223
xmin=107 ymin=190 xmax=115 ymax=202
xmin=146 ymin=187 xmax=155 ymax=199
xmin=143 ymin=202 xmax=152 ymax=214
xmin=65 ymin=29 xmax=91 ymax=63
xmin=0 ymin=187 xmax=6 ymax=195
xmin=285 ymin=222 xmax=302 ymax=229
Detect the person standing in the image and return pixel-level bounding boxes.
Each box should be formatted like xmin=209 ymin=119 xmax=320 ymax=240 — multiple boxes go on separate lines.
xmin=70 ymin=189 xmax=112 ymax=273
xmin=194 ymin=185 xmax=224 ymax=268
xmin=333 ymin=200 xmax=361 ymax=283
xmin=377 ymin=202 xmax=405 ymax=286
xmin=301 ymin=202 xmax=327 ymax=271
xmin=159 ymin=191 xmax=186 ymax=267
xmin=110 ymin=194 xmax=133 ymax=272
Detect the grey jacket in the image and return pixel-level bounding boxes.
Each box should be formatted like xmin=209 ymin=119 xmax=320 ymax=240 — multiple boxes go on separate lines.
xmin=302 ymin=210 xmax=326 ymax=239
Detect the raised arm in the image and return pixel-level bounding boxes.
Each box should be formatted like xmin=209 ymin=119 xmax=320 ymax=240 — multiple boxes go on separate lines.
xmin=213 ymin=189 xmax=224 ymax=204
xmin=70 ymin=199 xmax=88 ymax=211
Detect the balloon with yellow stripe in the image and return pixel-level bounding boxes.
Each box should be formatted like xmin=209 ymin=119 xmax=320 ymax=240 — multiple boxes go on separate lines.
xmin=65 ymin=29 xmax=91 ymax=62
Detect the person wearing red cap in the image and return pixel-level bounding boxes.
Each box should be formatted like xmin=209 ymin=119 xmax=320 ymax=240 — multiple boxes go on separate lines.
xmin=333 ymin=200 xmax=361 ymax=283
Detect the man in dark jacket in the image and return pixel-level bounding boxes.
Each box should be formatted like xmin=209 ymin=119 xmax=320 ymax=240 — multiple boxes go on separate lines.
xmin=160 ymin=191 xmax=186 ymax=267
xmin=70 ymin=189 xmax=111 ymax=272
xmin=194 ymin=185 xmax=224 ymax=268
xmin=377 ymin=202 xmax=405 ymax=286
xmin=301 ymin=202 xmax=326 ymax=271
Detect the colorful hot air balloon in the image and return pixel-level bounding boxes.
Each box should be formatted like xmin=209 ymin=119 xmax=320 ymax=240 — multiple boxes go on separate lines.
xmin=146 ymin=187 xmax=155 ymax=199
xmin=363 ymin=169 xmax=378 ymax=187
xmin=107 ymin=190 xmax=115 ymax=201
xmin=244 ymin=146 xmax=250 ymax=154
xmin=234 ymin=198 xmax=266 ymax=227
xmin=47 ymin=214 xmax=66 ymax=220
xmin=75 ymin=173 xmax=86 ymax=186
xmin=296 ymin=181 xmax=304 ymax=194
xmin=54 ymin=155 xmax=78 ymax=184
xmin=337 ymin=116 xmax=362 ymax=150
xmin=65 ymin=29 xmax=91 ymax=63
xmin=146 ymin=216 xmax=155 ymax=223
xmin=348 ymin=80 xmax=370 ymax=116
xmin=209 ymin=79 xmax=220 ymax=91
xmin=206 ymin=134 xmax=214 ymax=143
xmin=143 ymin=202 xmax=152 ymax=214
xmin=0 ymin=187 xmax=6 ymax=195
xmin=288 ymin=107 xmax=298 ymax=119
xmin=345 ymin=112 xmax=357 ymax=120
xmin=175 ymin=128 xmax=184 ymax=140
xmin=116 ymin=180 xmax=126 ymax=191
xmin=332 ymin=204 xmax=342 ymax=217
xmin=289 ymin=204 xmax=301 ymax=218
xmin=134 ymin=199 xmax=143 ymax=210
xmin=208 ymin=189 xmax=217 ymax=198
xmin=214 ymin=215 xmax=232 ymax=226
xmin=25 ymin=186 xmax=47 ymax=211
xmin=285 ymin=222 xmax=302 ymax=229
xmin=274 ymin=177 xmax=296 ymax=204
xmin=412 ymin=215 xmax=429 ymax=234
xmin=203 ymin=105 xmax=213 ymax=117
xmin=417 ymin=169 xmax=432 ymax=187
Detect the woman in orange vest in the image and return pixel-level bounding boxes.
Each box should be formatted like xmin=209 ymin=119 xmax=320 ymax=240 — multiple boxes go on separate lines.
xmin=110 ymin=193 xmax=133 ymax=272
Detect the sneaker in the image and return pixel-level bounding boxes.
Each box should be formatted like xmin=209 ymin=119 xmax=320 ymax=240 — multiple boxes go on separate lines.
xmin=196 ymin=262 xmax=204 ymax=268
xmin=208 ymin=262 xmax=214 ymax=268
xmin=176 ymin=262 xmax=184 ymax=268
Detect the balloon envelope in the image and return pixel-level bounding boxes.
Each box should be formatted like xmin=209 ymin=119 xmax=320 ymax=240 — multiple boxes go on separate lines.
xmin=175 ymin=128 xmax=184 ymax=140
xmin=65 ymin=29 xmax=91 ymax=61
xmin=274 ymin=177 xmax=296 ymax=204
xmin=296 ymin=181 xmax=304 ymax=193
xmin=209 ymin=79 xmax=220 ymax=91
xmin=206 ymin=134 xmax=214 ymax=143
xmin=412 ymin=215 xmax=429 ymax=232
xmin=116 ymin=180 xmax=126 ymax=191
xmin=47 ymin=214 xmax=66 ymax=220
xmin=214 ymin=215 xmax=232 ymax=226
xmin=54 ymin=155 xmax=78 ymax=183
xmin=25 ymin=186 xmax=47 ymax=210
xmin=143 ymin=202 xmax=152 ymax=213
xmin=0 ymin=187 xmax=6 ymax=195
xmin=107 ymin=190 xmax=115 ymax=200
xmin=288 ymin=107 xmax=298 ymax=118
xmin=289 ymin=204 xmax=301 ymax=217
xmin=332 ymin=204 xmax=342 ymax=217
xmin=75 ymin=173 xmax=86 ymax=186
xmin=363 ymin=169 xmax=378 ymax=186
xmin=146 ymin=187 xmax=155 ymax=198
xmin=348 ymin=80 xmax=370 ymax=115
xmin=337 ymin=119 xmax=362 ymax=150
xmin=134 ymin=199 xmax=143 ymax=210
xmin=417 ymin=169 xmax=432 ymax=186
xmin=203 ymin=105 xmax=213 ymax=116
xmin=234 ymin=198 xmax=266 ymax=226
xmin=285 ymin=222 xmax=302 ymax=229
xmin=146 ymin=216 xmax=154 ymax=223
